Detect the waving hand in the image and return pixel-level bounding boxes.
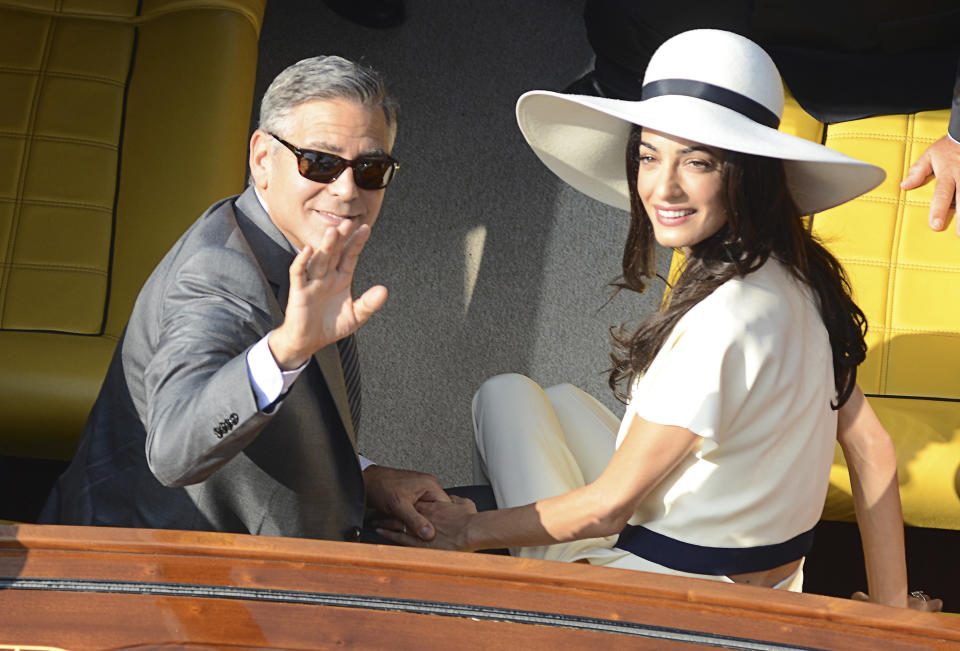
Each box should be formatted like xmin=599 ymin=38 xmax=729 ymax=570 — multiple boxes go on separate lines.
xmin=269 ymin=222 xmax=387 ymax=370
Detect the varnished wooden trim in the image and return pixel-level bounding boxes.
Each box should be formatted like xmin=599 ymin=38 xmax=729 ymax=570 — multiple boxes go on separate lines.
xmin=0 ymin=576 xmax=819 ymax=650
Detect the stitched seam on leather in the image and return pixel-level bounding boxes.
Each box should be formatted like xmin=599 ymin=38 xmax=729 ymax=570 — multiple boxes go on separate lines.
xmin=0 ymin=326 xmax=120 ymax=339
xmin=825 ymin=132 xmax=938 ymax=144
xmin=837 ymin=257 xmax=960 ymax=272
xmin=1 ymin=1 xmax=59 ymax=328
xmin=881 ymin=118 xmax=915 ymax=393
xmin=0 ymin=1 xmax=263 ymax=39
xmin=0 ymin=261 xmax=107 ymax=275
xmin=0 ymin=197 xmax=113 ymax=212
xmin=0 ymin=66 xmax=127 ymax=88
xmin=100 ymin=3 xmax=140 ymax=337
xmin=846 ymin=195 xmax=941 ymax=207
xmin=0 ymin=1 xmax=137 ymax=19
xmin=876 ymin=327 xmax=960 ymax=337
xmin=0 ymin=131 xmax=120 ymax=151
xmin=140 ymin=3 xmax=263 ymax=38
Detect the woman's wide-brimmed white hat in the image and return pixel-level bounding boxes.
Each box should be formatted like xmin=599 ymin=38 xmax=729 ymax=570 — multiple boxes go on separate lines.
xmin=516 ymin=29 xmax=885 ymax=216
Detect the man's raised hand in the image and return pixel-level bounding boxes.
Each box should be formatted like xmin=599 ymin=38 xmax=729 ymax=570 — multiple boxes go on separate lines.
xmin=269 ymin=222 xmax=387 ymax=370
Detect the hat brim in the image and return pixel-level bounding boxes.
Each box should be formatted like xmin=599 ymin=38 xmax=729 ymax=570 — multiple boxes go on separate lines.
xmin=516 ymin=91 xmax=885 ymax=216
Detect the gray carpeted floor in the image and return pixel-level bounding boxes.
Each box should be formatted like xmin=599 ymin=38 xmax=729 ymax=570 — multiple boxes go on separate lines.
xmin=253 ymin=0 xmax=670 ymax=486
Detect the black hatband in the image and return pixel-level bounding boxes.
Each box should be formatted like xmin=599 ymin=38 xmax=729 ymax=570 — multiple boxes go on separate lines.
xmin=641 ymin=79 xmax=781 ymax=129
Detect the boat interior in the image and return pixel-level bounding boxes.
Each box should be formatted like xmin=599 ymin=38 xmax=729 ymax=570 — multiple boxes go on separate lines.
xmin=0 ymin=0 xmax=959 ymax=645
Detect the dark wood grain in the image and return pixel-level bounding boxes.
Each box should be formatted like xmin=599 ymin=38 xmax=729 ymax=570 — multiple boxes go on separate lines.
xmin=1 ymin=524 xmax=957 ymax=649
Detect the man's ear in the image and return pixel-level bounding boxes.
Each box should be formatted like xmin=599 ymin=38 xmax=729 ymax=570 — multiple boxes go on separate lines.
xmin=249 ymin=129 xmax=272 ymax=190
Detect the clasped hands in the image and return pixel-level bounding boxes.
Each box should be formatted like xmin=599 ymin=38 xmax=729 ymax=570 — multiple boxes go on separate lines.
xmin=269 ymin=221 xmax=388 ymax=371
xmin=375 ymin=490 xmax=478 ymax=550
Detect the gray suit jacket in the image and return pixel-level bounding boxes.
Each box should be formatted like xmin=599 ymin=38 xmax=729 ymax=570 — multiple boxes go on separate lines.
xmin=41 ymin=187 xmax=366 ymax=541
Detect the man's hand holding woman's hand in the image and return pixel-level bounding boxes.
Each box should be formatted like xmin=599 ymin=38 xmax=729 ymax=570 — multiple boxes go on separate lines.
xmin=365 ymin=466 xmax=454 ymax=542
xmin=376 ymin=494 xmax=478 ymax=550
xmin=269 ymin=221 xmax=388 ymax=370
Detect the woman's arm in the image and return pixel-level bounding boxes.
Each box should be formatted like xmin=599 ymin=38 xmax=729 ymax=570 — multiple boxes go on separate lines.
xmin=383 ymin=414 xmax=700 ymax=552
xmin=837 ymin=385 xmax=908 ymax=608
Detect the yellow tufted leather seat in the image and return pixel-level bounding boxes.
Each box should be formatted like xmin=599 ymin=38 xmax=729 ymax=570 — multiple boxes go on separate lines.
xmin=803 ymin=105 xmax=960 ymax=531
xmin=668 ymin=93 xmax=960 ymax=531
xmin=0 ymin=0 xmax=266 ymax=460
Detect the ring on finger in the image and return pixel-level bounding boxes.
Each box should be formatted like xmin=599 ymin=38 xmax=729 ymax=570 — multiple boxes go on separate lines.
xmin=910 ymin=590 xmax=929 ymax=602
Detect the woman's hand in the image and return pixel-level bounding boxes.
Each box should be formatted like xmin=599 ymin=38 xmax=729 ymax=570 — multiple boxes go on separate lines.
xmin=376 ymin=495 xmax=478 ymax=550
xmin=851 ymin=590 xmax=943 ymax=612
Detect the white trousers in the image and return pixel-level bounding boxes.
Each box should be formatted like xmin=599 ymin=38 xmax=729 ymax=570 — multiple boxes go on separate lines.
xmin=471 ymin=373 xmax=803 ymax=592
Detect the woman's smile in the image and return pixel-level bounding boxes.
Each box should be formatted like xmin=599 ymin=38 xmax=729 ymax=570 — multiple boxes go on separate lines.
xmin=653 ymin=206 xmax=697 ymax=225
xmin=636 ymin=129 xmax=727 ymax=249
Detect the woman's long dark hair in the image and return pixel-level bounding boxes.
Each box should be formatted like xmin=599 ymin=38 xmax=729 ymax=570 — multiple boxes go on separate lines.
xmin=608 ymin=125 xmax=867 ymax=409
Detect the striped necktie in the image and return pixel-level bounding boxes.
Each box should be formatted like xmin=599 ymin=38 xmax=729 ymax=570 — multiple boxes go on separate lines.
xmin=336 ymin=333 xmax=361 ymax=434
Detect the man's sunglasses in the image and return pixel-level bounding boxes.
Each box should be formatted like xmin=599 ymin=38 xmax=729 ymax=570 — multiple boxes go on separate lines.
xmin=271 ymin=133 xmax=400 ymax=190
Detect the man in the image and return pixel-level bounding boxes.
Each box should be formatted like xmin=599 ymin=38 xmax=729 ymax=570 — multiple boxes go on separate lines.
xmin=40 ymin=56 xmax=447 ymax=543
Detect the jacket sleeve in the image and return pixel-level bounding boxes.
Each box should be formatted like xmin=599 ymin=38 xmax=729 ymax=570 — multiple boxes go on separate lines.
xmin=949 ymin=55 xmax=959 ymax=142
xmin=142 ymin=245 xmax=283 ymax=487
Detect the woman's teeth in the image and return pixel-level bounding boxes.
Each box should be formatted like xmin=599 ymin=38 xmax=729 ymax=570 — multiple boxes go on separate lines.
xmin=659 ymin=208 xmax=695 ymax=218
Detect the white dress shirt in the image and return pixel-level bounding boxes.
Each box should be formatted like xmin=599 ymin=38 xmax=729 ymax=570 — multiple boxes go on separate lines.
xmin=245 ymin=188 xmax=374 ymax=470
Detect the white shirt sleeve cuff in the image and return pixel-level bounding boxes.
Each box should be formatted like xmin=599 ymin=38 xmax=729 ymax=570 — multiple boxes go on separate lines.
xmin=247 ymin=333 xmax=306 ymax=411
xmin=359 ymin=455 xmax=376 ymax=471
xmin=948 ymin=132 xmax=960 ymax=146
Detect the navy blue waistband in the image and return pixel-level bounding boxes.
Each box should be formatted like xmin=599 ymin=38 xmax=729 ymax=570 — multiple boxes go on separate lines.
xmin=615 ymin=525 xmax=815 ymax=575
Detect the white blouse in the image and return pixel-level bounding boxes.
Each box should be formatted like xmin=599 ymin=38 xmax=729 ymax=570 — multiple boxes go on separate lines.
xmin=617 ymin=258 xmax=838 ymax=549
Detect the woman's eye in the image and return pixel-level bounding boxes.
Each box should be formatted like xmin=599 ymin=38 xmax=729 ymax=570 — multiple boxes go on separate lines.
xmin=688 ymin=159 xmax=714 ymax=170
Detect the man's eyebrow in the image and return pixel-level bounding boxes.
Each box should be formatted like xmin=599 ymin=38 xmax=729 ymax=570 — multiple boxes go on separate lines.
xmin=303 ymin=140 xmax=343 ymax=153
xmin=302 ymin=141 xmax=389 ymax=157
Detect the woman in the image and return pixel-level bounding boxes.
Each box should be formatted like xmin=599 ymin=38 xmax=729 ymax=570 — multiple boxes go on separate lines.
xmin=381 ymin=30 xmax=925 ymax=607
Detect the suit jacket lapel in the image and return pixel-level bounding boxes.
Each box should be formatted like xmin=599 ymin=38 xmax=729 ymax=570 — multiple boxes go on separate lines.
xmin=235 ymin=188 xmax=294 ymax=302
xmin=234 ymin=187 xmax=357 ymax=448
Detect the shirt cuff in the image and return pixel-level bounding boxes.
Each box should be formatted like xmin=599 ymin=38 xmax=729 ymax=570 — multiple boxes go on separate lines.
xmin=359 ymin=455 xmax=376 ymax=471
xmin=247 ymin=333 xmax=306 ymax=411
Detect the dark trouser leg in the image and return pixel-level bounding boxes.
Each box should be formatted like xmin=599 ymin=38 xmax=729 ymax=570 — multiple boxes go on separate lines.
xmin=583 ymin=0 xmax=753 ymax=99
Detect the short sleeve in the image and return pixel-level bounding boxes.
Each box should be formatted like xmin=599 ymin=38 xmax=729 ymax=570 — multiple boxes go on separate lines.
xmin=626 ymin=303 xmax=751 ymax=442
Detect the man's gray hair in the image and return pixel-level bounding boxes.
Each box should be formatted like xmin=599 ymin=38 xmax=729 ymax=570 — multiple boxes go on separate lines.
xmin=258 ymin=56 xmax=398 ymax=148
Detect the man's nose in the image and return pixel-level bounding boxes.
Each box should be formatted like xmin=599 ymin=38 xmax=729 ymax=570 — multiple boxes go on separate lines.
xmin=327 ymin=166 xmax=360 ymax=199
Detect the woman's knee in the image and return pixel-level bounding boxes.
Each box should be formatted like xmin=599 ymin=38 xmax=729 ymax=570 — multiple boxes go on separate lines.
xmin=472 ymin=374 xmax=548 ymax=454
xmin=545 ymin=384 xmax=620 ymax=431
xmin=473 ymin=373 xmax=541 ymax=412
xmin=543 ymin=383 xmax=583 ymax=404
